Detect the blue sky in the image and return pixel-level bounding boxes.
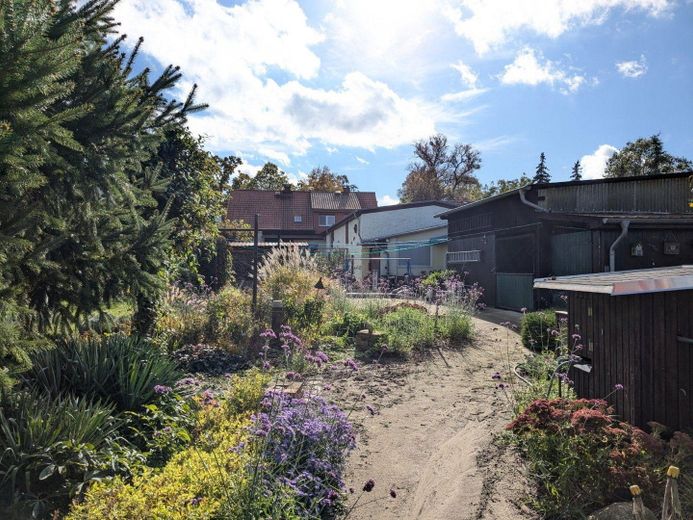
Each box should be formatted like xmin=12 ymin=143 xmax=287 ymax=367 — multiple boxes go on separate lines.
xmin=113 ymin=0 xmax=693 ymax=204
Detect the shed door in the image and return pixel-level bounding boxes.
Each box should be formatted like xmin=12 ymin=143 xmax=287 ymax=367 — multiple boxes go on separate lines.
xmin=551 ymin=231 xmax=592 ymax=276
xmin=495 ymin=234 xmax=536 ymax=311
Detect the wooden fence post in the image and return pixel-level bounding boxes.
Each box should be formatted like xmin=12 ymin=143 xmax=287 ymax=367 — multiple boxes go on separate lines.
xmin=661 ymin=466 xmax=682 ymax=520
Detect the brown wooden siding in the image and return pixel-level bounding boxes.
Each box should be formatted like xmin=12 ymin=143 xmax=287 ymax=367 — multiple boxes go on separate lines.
xmin=568 ymin=290 xmax=693 ymax=430
xmin=538 ymin=175 xmax=692 ymax=213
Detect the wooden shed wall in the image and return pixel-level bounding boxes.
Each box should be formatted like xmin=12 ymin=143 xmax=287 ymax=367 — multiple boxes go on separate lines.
xmin=568 ymin=290 xmax=693 ymax=430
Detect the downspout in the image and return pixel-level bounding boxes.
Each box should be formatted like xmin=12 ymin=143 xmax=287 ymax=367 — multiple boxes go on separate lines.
xmin=604 ymin=219 xmax=630 ymax=272
xmin=518 ymin=186 xmax=549 ymax=212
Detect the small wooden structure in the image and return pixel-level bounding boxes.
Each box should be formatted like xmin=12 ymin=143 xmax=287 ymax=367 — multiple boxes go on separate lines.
xmin=534 ymin=265 xmax=693 ymax=430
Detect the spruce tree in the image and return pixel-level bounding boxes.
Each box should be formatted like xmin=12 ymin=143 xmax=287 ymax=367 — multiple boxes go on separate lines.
xmin=570 ymin=160 xmax=583 ymax=181
xmin=1 ymin=0 xmax=204 ymax=335
xmin=533 ymin=152 xmax=551 ymax=184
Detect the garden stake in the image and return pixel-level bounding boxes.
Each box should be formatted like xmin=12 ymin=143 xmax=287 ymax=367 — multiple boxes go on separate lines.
xmin=630 ymin=484 xmax=645 ymax=520
xmin=660 ymin=465 xmax=681 ymax=520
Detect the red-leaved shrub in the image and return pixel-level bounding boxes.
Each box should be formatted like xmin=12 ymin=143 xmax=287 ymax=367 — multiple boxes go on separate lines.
xmin=508 ymin=398 xmax=664 ymax=518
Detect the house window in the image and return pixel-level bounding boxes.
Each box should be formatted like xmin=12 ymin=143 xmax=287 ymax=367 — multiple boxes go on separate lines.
xmin=294 ymin=215 xmax=303 ymax=223
xmin=319 ymin=215 xmax=336 ymax=227
xmin=398 ymin=246 xmax=431 ymax=267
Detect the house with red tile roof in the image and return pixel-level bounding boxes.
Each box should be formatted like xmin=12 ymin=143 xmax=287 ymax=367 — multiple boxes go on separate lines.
xmin=224 ymin=185 xmax=377 ymax=246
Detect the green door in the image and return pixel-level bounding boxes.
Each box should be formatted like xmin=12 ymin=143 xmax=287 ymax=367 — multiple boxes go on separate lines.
xmin=496 ymin=273 xmax=535 ymax=311
xmin=551 ymin=231 xmax=592 ymax=276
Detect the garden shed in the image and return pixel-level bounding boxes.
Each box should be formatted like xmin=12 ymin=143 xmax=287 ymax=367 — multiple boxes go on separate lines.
xmin=534 ymin=265 xmax=693 ymax=431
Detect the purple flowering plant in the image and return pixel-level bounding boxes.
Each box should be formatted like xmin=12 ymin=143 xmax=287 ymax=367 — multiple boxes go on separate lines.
xmin=243 ymin=390 xmax=356 ymax=517
xmin=259 ymin=325 xmax=331 ymax=375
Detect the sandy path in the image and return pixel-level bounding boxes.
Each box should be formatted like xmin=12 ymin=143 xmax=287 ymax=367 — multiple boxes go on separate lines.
xmin=321 ymin=316 xmax=539 ymax=520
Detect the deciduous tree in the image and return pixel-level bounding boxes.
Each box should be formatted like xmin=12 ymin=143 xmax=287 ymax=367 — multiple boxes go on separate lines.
xmin=399 ymin=134 xmax=480 ymax=202
xmin=604 ymin=134 xmax=692 ymax=178
xmin=296 ymin=166 xmax=357 ymax=191
xmin=231 ymin=162 xmax=289 ymax=190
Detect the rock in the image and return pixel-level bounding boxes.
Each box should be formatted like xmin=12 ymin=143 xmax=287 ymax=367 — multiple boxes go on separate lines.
xmin=587 ymin=502 xmax=656 ymax=520
xmin=354 ymin=329 xmax=387 ymax=355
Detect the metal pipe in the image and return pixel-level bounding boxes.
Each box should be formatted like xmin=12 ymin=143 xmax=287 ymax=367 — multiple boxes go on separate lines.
xmin=518 ymin=187 xmax=549 ymax=212
xmin=606 ymin=219 xmax=630 ymax=272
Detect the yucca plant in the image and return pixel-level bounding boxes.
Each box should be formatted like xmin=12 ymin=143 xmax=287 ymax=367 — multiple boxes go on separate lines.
xmin=0 ymin=392 xmax=141 ymax=518
xmin=23 ymin=335 xmax=181 ymax=412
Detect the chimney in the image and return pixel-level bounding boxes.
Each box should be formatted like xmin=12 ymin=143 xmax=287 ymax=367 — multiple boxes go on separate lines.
xmin=342 ymin=185 xmax=350 ymax=194
xmin=281 ymin=183 xmax=293 ymax=194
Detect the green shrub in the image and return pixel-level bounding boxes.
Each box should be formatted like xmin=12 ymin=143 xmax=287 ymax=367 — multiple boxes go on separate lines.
xmin=376 ymin=307 xmax=435 ymax=355
xmin=126 ymin=392 xmax=198 ymax=468
xmin=0 ymin=392 xmax=142 ymax=518
xmin=421 ymin=269 xmax=456 ymax=287
xmin=441 ymin=309 xmax=473 ymax=343
xmin=23 ymin=335 xmax=181 ymax=412
xmin=508 ymin=398 xmax=666 ymax=518
xmin=154 ymin=285 xmax=209 ymax=350
xmin=520 ymin=311 xmax=558 ymax=350
xmin=205 ymin=286 xmax=253 ymax=347
xmin=325 ymin=310 xmax=371 ymax=339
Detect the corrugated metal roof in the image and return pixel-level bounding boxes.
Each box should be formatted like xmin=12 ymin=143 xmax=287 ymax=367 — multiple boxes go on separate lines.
xmin=534 ymin=265 xmax=693 ymax=295
xmin=310 ymin=192 xmax=363 ymax=210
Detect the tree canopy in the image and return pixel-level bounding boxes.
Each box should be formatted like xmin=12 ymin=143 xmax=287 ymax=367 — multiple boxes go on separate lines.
xmin=399 ymin=134 xmax=481 ymax=202
xmin=0 ymin=0 xmax=203 ymax=337
xmin=604 ymin=134 xmax=692 ymax=178
xmin=231 ymin=162 xmax=289 ymax=190
xmin=469 ymin=174 xmax=532 ymax=200
xmin=296 ymin=166 xmax=357 ymax=191
xmin=570 ymin=160 xmax=583 ymax=181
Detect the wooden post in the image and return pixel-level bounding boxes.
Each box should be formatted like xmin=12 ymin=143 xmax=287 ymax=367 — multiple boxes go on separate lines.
xmin=252 ymin=213 xmax=259 ymax=314
xmin=271 ymin=300 xmax=284 ymax=332
xmin=661 ymin=466 xmax=681 ymax=520
xmin=631 ymin=485 xmax=645 ymax=520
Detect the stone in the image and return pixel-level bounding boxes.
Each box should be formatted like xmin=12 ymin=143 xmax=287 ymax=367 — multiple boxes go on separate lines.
xmin=354 ymin=329 xmax=387 ymax=354
xmin=271 ymin=381 xmax=303 ymax=398
xmin=587 ymin=502 xmax=656 ymax=520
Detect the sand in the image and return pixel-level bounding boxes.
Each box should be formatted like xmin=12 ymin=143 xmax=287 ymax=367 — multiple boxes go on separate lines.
xmin=318 ymin=314 xmax=539 ymax=520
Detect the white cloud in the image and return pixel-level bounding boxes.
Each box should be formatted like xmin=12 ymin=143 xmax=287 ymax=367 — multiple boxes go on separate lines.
xmin=580 ymin=144 xmax=619 ymax=179
xmin=440 ymin=87 xmax=489 ymax=103
xmin=113 ymin=0 xmax=437 ymax=161
xmin=499 ymin=48 xmax=588 ymax=94
xmin=378 ymin=194 xmax=399 ymax=206
xmin=322 ymin=1 xmax=452 ymax=82
xmin=474 ymin=135 xmax=517 ymax=152
xmin=355 ymin=156 xmax=369 ymax=165
xmin=443 ymin=0 xmax=671 ymax=55
xmin=616 ymin=55 xmax=648 ymax=78
xmin=451 ymin=60 xmax=478 ymax=87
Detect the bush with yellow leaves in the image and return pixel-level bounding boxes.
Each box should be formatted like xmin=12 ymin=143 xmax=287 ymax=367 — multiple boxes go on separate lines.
xmin=66 ymin=371 xmax=300 ymax=519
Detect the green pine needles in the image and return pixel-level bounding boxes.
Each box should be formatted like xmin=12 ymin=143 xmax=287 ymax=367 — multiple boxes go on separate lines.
xmin=0 ymin=0 xmax=206 ymax=389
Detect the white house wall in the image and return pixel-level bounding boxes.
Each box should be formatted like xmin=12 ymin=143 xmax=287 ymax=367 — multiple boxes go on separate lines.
xmin=382 ymin=226 xmax=447 ymax=277
xmin=359 ymin=205 xmax=446 ymax=241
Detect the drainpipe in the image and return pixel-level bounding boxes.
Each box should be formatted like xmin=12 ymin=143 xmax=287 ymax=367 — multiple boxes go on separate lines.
xmin=518 ymin=186 xmax=549 ymax=212
xmin=604 ymin=219 xmax=630 ymax=272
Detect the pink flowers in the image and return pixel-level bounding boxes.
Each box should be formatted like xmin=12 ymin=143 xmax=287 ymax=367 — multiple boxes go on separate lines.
xmin=343 ymin=358 xmax=359 ymax=372
xmin=153 ymin=384 xmax=172 ymax=395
